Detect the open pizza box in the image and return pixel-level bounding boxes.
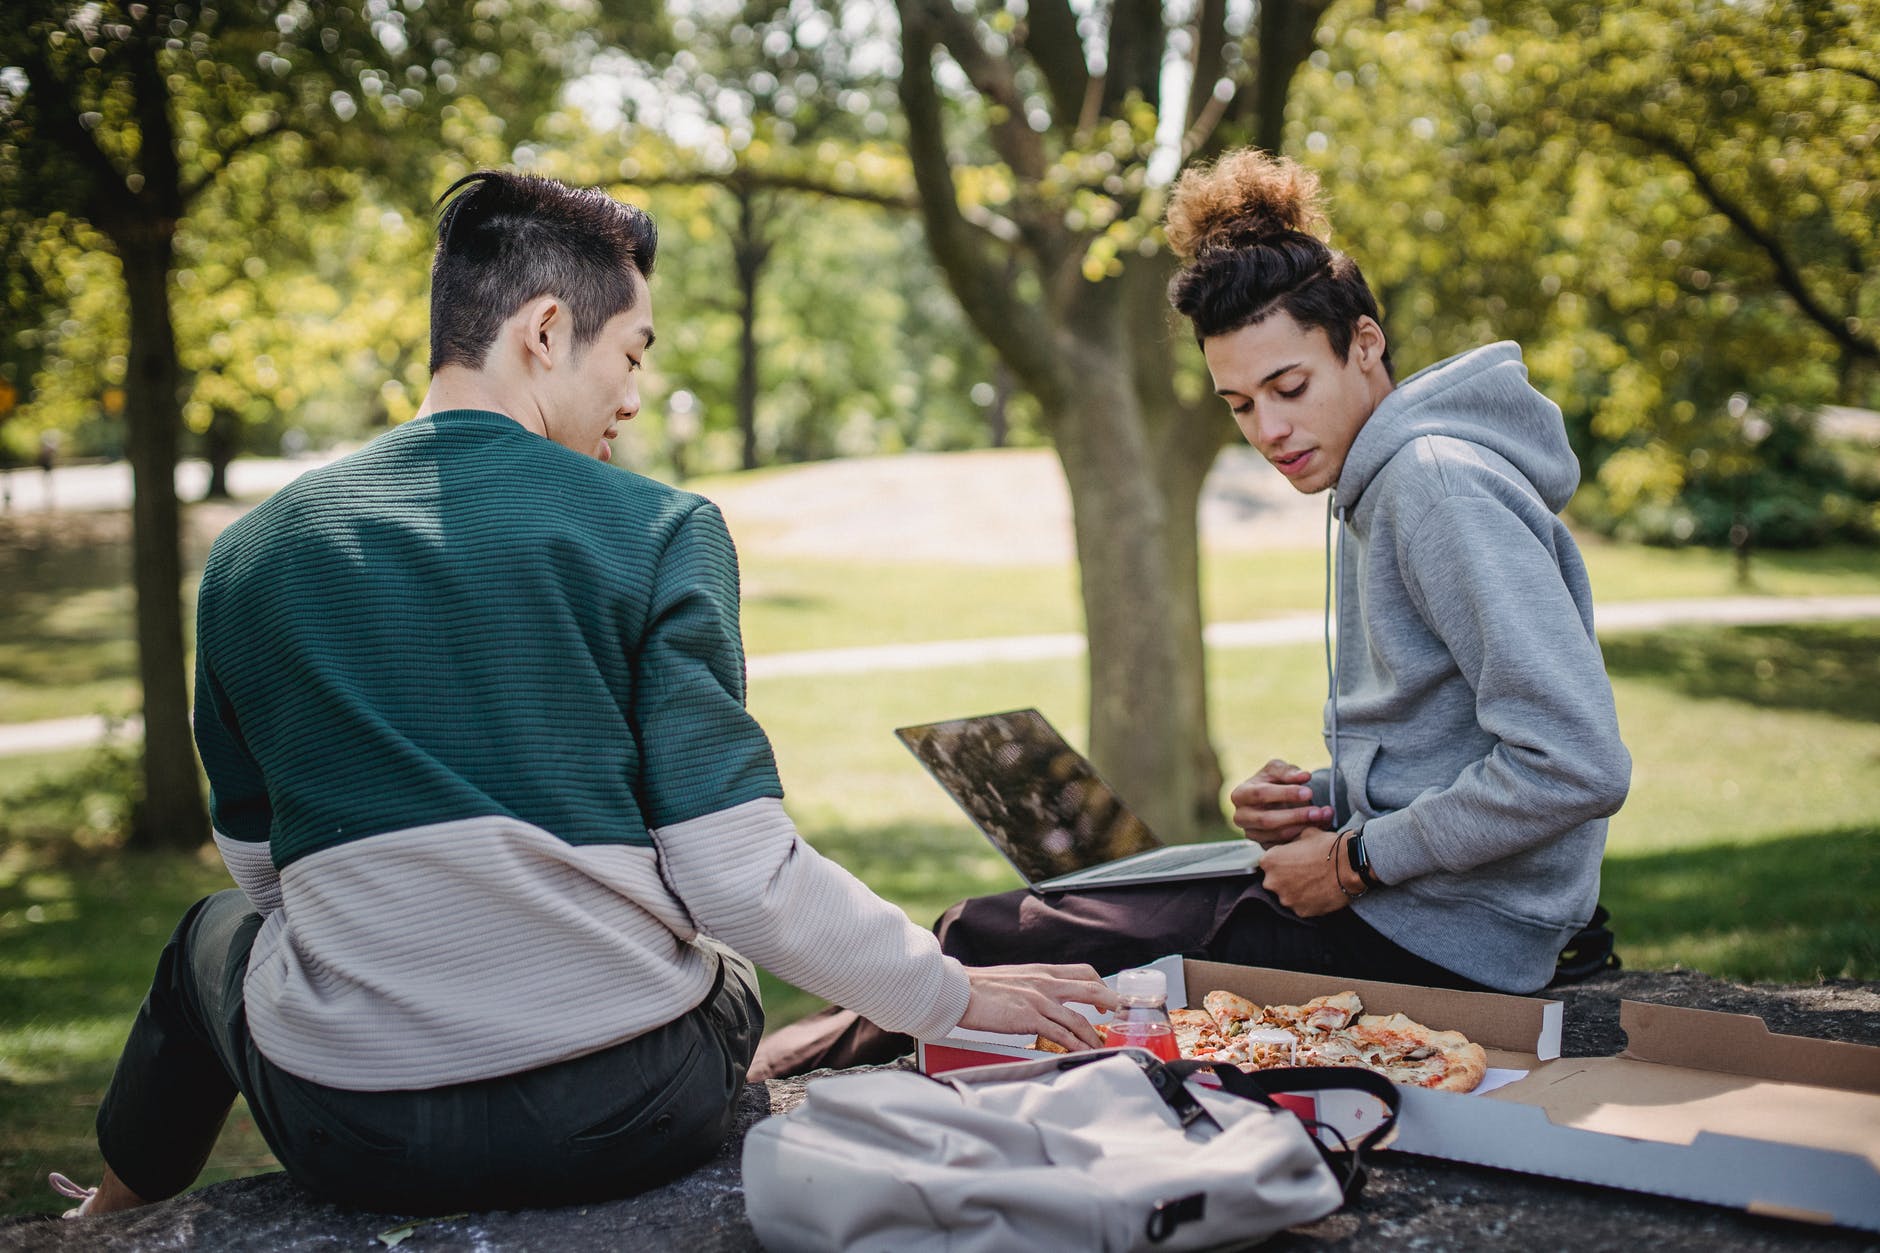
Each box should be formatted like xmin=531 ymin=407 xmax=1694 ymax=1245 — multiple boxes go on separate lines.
xmin=917 ymin=956 xmax=1880 ymax=1232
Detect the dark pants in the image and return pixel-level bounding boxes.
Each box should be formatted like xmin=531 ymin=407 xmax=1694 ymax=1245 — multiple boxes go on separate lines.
xmin=750 ymin=877 xmax=1483 ymax=1078
xmin=97 ymin=890 xmax=762 ymax=1214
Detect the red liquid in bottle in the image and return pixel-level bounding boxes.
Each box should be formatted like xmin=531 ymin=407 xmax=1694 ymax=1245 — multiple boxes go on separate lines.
xmin=1100 ymin=1017 xmax=1180 ymax=1060
xmin=1101 ymin=967 xmax=1181 ymax=1060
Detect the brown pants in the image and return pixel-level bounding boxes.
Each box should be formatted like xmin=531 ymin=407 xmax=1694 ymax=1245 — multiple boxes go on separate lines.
xmin=750 ymin=877 xmax=1483 ymax=1079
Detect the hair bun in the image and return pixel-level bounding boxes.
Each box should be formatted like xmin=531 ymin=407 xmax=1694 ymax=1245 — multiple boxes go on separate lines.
xmin=1163 ymin=149 xmax=1329 ymax=263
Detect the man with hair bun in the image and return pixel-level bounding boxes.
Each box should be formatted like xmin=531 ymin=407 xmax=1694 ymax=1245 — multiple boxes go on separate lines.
xmin=754 ymin=148 xmax=1628 ymax=1078
xmin=51 ymin=170 xmax=1112 ymax=1220
xmin=1166 ymin=148 xmax=1629 ymax=993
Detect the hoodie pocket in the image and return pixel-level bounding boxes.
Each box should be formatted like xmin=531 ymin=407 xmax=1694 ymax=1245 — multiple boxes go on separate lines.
xmin=1329 ymin=734 xmax=1381 ymax=826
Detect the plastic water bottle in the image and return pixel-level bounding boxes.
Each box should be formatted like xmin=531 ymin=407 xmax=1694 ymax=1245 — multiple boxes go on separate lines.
xmin=1100 ymin=968 xmax=1180 ymax=1060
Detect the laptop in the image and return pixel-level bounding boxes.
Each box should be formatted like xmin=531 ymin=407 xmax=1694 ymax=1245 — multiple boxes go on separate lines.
xmin=895 ymin=708 xmax=1262 ymax=892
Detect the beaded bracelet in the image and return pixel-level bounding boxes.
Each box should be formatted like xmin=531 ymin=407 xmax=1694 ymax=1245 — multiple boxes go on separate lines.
xmin=1328 ymin=831 xmax=1367 ymax=899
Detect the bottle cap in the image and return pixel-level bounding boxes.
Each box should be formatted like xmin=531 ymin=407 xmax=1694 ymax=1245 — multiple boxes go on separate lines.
xmin=1115 ymin=967 xmax=1166 ymax=1002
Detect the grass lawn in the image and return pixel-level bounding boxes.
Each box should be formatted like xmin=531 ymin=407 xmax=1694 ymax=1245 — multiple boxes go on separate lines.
xmin=0 ymin=850 xmax=278 ymax=1217
xmin=5 ymin=620 xmax=1876 ymax=1213
xmin=3 ymin=497 xmax=1875 ymax=726
xmin=2 ymin=487 xmax=1876 ymax=1216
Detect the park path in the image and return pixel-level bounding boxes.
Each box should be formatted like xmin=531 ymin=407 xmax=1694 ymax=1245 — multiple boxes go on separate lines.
xmin=3 ymin=592 xmax=1877 ymax=759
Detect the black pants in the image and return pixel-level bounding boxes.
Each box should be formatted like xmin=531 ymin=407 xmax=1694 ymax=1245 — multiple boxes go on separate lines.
xmin=97 ymin=890 xmax=762 ymax=1214
xmin=750 ymin=876 xmax=1483 ymax=1079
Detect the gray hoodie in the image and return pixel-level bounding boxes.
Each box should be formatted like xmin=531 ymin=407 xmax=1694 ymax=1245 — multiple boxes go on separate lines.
xmin=1314 ymin=341 xmax=1630 ymax=993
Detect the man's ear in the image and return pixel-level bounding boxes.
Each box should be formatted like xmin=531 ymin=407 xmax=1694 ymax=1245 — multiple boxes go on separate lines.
xmin=1353 ymin=316 xmax=1387 ymax=372
xmin=521 ymin=296 xmax=563 ymax=370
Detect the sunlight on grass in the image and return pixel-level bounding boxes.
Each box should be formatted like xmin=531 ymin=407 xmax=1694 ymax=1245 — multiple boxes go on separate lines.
xmin=0 ymin=748 xmax=114 ymax=795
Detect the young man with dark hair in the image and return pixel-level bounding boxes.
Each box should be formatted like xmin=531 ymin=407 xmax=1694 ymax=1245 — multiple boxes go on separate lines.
xmin=52 ymin=171 xmax=1112 ymax=1219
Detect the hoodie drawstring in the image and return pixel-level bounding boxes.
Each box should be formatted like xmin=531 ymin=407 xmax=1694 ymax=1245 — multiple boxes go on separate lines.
xmin=1324 ymin=494 xmax=1343 ymax=829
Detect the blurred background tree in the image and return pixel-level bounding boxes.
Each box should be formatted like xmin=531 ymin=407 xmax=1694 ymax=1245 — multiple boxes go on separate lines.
xmin=3 ymin=0 xmax=1874 ymax=849
xmin=0 ymin=0 xmax=646 ymax=848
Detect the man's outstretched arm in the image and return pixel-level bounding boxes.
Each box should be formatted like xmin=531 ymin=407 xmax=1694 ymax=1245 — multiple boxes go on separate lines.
xmin=634 ymin=502 xmax=1110 ymax=1047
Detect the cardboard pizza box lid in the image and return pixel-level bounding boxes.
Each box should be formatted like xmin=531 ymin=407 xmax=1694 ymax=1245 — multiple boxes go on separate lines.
xmin=1615 ymin=999 xmax=1880 ymax=1093
xmin=1403 ymin=998 xmax=1880 ymax=1230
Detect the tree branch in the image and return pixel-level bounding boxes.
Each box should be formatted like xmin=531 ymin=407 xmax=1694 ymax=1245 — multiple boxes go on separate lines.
xmin=1104 ymin=0 xmax=1164 ymax=112
xmin=1767 ymin=59 xmax=1880 ymax=93
xmin=1017 ymin=0 xmax=1090 ymax=127
xmin=15 ymin=44 xmax=130 ymax=229
xmin=1622 ymin=124 xmax=1877 ymax=362
xmin=914 ymin=0 xmax=1048 ymax=181
xmin=1186 ymin=0 xmax=1229 ymax=131
xmin=179 ymin=116 xmax=296 ymax=206
xmin=631 ymin=168 xmax=916 ymax=211
xmin=895 ymin=0 xmax=1064 ymax=409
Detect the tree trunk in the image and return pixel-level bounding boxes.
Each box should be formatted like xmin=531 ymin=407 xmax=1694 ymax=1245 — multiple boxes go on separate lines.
xmin=1047 ymin=290 xmax=1221 ymax=841
xmin=119 ymin=230 xmax=208 ymax=849
xmin=1152 ymin=431 xmax=1227 ymax=832
xmin=1053 ymin=404 xmax=1196 ymax=837
xmin=988 ymin=361 xmax=1013 ymax=448
xmin=1126 ymin=258 xmax=1230 ymax=833
xmin=734 ymin=188 xmax=764 ymax=472
xmin=204 ymin=405 xmax=237 ymax=500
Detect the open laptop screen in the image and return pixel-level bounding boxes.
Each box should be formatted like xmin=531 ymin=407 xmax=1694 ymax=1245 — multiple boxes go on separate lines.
xmin=896 ymin=708 xmax=1161 ymax=884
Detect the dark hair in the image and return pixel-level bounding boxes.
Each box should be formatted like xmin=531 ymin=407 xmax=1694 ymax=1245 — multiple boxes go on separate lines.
xmin=428 ymin=171 xmax=658 ymax=373
xmin=1164 ymin=150 xmax=1391 ymax=378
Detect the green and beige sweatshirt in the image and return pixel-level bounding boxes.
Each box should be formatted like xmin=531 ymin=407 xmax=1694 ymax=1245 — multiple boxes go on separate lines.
xmin=194 ymin=409 xmax=971 ymax=1091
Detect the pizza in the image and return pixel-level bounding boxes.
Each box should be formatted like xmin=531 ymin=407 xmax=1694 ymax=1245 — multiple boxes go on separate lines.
xmin=1190 ymin=990 xmax=1486 ymax=1092
xmin=1038 ymin=988 xmax=1487 ymax=1093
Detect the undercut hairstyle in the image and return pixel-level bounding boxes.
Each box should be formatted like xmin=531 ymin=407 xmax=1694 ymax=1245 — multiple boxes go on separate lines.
xmin=428 ymin=171 xmax=658 ymax=373
xmin=1165 ymin=149 xmax=1392 ymax=378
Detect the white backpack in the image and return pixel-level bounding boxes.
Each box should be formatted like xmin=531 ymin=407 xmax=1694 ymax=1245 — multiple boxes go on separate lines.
xmin=743 ymin=1049 xmax=1400 ymax=1252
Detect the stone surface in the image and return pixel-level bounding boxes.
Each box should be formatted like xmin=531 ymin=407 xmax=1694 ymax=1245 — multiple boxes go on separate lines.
xmin=5 ymin=969 xmax=1877 ymax=1252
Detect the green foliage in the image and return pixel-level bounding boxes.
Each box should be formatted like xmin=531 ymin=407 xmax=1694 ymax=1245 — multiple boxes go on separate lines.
xmin=1291 ymin=0 xmax=1879 ymax=547
xmin=530 ymin=117 xmax=1030 ymax=475
xmin=0 ymin=0 xmax=637 ymax=460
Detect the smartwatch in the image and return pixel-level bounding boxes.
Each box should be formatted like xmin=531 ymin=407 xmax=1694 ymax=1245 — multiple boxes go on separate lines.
xmin=1346 ymin=830 xmax=1386 ymax=891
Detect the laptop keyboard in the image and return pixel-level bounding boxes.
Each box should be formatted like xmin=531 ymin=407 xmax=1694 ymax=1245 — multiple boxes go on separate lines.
xmin=1070 ymin=843 xmax=1248 ymax=882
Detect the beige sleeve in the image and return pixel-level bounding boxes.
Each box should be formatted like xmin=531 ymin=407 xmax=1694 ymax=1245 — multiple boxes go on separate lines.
xmin=651 ymin=797 xmax=973 ymax=1040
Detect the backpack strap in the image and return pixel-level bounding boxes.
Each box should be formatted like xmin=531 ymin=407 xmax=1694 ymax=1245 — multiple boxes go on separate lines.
xmin=1166 ymin=1061 xmax=1402 ymax=1202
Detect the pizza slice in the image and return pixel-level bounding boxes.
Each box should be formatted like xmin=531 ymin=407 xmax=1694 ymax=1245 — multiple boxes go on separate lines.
xmin=1259 ymin=990 xmax=1363 ymax=1035
xmin=1201 ymin=990 xmax=1259 ymax=1039
xmin=1171 ymin=1008 xmax=1227 ymax=1057
xmin=1347 ymin=1013 xmax=1487 ymax=1092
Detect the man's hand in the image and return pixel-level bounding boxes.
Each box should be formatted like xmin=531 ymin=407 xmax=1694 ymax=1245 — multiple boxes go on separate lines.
xmin=958 ymin=963 xmax=1118 ymax=1052
xmin=1231 ymin=760 xmax=1335 ymax=848
xmin=1258 ymin=827 xmax=1352 ymax=918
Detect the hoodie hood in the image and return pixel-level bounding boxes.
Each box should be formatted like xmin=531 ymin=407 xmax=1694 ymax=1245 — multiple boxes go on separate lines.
xmin=1333 ymin=342 xmax=1579 ymax=517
